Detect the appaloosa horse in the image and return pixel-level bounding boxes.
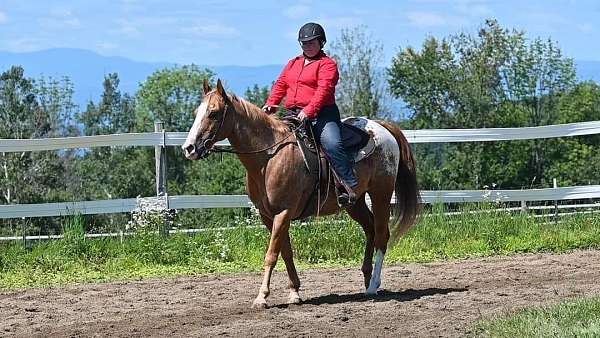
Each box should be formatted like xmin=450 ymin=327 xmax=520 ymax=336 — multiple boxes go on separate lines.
xmin=182 ymin=79 xmax=420 ymax=308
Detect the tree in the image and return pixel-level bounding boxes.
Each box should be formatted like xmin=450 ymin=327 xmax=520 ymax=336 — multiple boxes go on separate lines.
xmin=135 ymin=65 xmax=215 ymax=133
xmin=329 ymin=25 xmax=387 ymax=119
xmin=135 ymin=65 xmax=216 ymax=194
xmin=0 ymin=67 xmax=76 ymax=205
xmin=244 ymin=84 xmax=270 ymax=107
xmin=388 ymin=20 xmax=578 ymax=190
xmin=0 ymin=67 xmax=78 ymax=235
xmin=78 ymin=73 xmax=136 ymax=136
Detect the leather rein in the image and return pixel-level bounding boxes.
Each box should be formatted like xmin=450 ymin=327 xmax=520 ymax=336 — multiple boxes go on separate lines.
xmin=202 ymin=101 xmax=305 ymax=156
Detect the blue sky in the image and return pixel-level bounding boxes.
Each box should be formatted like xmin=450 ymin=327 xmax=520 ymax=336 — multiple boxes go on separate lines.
xmin=0 ymin=0 xmax=598 ymax=66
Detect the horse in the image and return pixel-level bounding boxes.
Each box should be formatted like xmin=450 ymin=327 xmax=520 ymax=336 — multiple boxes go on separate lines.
xmin=182 ymin=79 xmax=420 ymax=309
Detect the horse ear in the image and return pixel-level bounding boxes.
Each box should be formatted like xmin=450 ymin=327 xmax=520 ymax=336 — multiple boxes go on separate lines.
xmin=216 ymin=79 xmax=227 ymax=98
xmin=203 ymin=78 xmax=211 ymax=94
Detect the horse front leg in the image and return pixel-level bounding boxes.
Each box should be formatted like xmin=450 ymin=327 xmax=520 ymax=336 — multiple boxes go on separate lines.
xmin=252 ymin=210 xmax=291 ymax=309
xmin=280 ymin=231 xmax=301 ymax=304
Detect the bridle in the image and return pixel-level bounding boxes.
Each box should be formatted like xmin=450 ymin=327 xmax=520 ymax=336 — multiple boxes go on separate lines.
xmin=199 ymin=98 xmax=329 ymax=217
xmin=200 ymin=98 xmax=304 ymax=156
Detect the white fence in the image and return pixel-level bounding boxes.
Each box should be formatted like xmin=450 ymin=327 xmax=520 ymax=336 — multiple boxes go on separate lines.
xmin=2 ymin=120 xmax=600 ymax=220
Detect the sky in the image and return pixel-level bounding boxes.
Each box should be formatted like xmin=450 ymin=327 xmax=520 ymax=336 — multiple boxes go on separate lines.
xmin=0 ymin=0 xmax=598 ymax=66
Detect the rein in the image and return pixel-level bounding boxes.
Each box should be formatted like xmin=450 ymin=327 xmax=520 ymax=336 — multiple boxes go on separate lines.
xmin=206 ymin=102 xmax=305 ymax=155
xmin=202 ymin=98 xmax=331 ymax=219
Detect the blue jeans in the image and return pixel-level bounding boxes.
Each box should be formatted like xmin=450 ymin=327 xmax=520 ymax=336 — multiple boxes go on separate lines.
xmin=311 ymin=105 xmax=358 ymax=189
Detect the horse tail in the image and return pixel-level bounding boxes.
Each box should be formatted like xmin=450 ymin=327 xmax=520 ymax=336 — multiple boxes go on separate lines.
xmin=376 ymin=120 xmax=421 ymax=245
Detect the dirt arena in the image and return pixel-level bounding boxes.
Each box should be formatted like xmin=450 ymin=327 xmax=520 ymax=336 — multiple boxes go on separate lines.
xmin=2 ymin=249 xmax=599 ymax=337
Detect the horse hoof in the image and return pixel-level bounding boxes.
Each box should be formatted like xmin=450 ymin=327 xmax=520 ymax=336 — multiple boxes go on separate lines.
xmin=365 ymin=287 xmax=378 ymax=296
xmin=251 ymin=299 xmax=268 ymax=309
xmin=288 ymin=295 xmax=302 ymax=305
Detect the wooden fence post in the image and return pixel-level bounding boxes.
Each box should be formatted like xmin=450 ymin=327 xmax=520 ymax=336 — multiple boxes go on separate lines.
xmin=154 ymin=121 xmax=169 ymax=236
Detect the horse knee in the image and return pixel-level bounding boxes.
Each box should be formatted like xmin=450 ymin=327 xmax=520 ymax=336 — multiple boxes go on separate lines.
xmin=264 ymin=252 xmax=278 ymax=267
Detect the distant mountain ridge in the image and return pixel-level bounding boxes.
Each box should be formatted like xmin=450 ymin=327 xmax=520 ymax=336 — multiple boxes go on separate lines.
xmin=0 ymin=48 xmax=282 ymax=108
xmin=0 ymin=48 xmax=598 ymax=109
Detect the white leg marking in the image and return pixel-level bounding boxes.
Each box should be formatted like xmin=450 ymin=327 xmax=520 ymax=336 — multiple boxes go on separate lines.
xmin=366 ymin=249 xmax=384 ymax=295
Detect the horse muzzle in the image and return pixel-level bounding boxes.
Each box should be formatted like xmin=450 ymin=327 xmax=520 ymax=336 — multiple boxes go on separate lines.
xmin=182 ymin=142 xmax=211 ymax=160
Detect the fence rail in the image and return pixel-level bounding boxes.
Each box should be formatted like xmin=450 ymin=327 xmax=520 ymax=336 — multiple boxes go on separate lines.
xmin=3 ymin=120 xmax=600 ymax=153
xmin=2 ymin=185 xmax=600 ymax=219
xmin=2 ymin=120 xmax=600 ymax=220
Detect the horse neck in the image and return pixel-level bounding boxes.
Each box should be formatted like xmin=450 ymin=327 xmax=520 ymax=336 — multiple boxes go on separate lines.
xmin=227 ymin=99 xmax=289 ymax=169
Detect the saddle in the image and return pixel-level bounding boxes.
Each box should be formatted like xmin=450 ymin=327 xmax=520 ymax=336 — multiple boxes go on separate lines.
xmin=281 ymin=116 xmax=376 ymax=218
xmin=282 ymin=116 xmax=375 ymax=172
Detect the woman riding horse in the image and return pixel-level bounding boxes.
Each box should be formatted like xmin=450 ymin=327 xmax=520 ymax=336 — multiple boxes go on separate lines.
xmin=262 ymin=22 xmax=358 ymax=207
xmin=181 ymin=24 xmax=419 ymax=310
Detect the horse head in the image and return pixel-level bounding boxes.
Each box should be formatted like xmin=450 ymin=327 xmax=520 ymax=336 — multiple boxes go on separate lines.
xmin=182 ymin=79 xmax=233 ymax=160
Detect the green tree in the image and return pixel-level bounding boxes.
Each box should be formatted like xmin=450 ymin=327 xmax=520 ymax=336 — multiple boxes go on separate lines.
xmin=388 ymin=20 xmax=578 ymax=190
xmin=78 ymin=73 xmax=136 ymax=136
xmin=0 ymin=67 xmax=78 ymax=235
xmin=244 ymin=84 xmax=270 ymax=107
xmin=329 ymin=25 xmax=386 ymax=119
xmin=544 ymin=82 xmax=600 ymax=186
xmin=136 ymin=65 xmax=215 ymax=133
xmin=75 ymin=73 xmax=149 ymax=201
xmin=0 ymin=67 xmax=76 ymax=205
xmin=135 ymin=65 xmax=217 ymax=197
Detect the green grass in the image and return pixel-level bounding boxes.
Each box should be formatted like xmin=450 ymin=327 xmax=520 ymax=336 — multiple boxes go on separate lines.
xmin=1 ymin=204 xmax=600 ymax=289
xmin=468 ymin=297 xmax=600 ymax=337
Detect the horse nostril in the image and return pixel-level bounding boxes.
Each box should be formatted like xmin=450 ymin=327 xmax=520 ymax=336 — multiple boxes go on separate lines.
xmin=184 ymin=144 xmax=196 ymax=155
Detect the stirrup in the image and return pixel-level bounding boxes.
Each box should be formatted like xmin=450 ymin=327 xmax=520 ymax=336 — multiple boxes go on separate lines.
xmin=337 ymin=191 xmax=357 ymax=208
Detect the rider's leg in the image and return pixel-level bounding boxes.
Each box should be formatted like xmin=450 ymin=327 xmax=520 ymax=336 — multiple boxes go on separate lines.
xmin=312 ymin=105 xmax=358 ymax=205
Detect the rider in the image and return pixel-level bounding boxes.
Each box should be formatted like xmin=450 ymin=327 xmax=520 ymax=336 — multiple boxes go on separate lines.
xmin=262 ymin=22 xmax=358 ymax=207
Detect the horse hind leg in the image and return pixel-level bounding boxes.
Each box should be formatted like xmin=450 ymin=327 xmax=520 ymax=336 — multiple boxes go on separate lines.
xmin=346 ymin=195 xmax=375 ymax=291
xmin=365 ymin=186 xmax=393 ymax=295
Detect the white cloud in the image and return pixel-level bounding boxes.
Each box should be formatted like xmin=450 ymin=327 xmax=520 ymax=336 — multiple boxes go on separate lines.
xmin=577 ymin=23 xmax=593 ymax=33
xmin=407 ymin=1 xmax=492 ymax=27
xmin=5 ymin=37 xmax=47 ymax=53
xmin=283 ymin=5 xmax=310 ymax=19
xmin=407 ymin=12 xmax=444 ymax=27
xmin=98 ymin=42 xmax=119 ymax=51
xmin=0 ymin=11 xmax=7 ymax=24
xmin=118 ymin=25 xmax=140 ymax=37
xmin=455 ymin=1 xmax=491 ymax=16
xmin=41 ymin=8 xmax=81 ymax=28
xmin=182 ymin=22 xmax=240 ymax=39
xmin=318 ymin=16 xmax=363 ymax=30
xmin=406 ymin=11 xmax=466 ymax=28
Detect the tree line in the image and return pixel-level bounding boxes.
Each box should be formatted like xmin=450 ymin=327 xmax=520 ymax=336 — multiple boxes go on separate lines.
xmin=1 ymin=19 xmax=599 ymax=235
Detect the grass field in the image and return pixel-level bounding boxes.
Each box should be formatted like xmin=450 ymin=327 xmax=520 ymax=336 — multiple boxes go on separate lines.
xmin=1 ymin=203 xmax=599 ymax=290
xmin=469 ymin=296 xmax=600 ymax=337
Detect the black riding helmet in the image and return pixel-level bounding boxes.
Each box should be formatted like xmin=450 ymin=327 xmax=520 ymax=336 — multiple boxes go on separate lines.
xmin=298 ymin=22 xmax=326 ymax=45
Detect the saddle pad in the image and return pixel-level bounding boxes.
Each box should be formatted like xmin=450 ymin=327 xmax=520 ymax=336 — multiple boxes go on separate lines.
xmin=342 ymin=117 xmax=376 ymax=163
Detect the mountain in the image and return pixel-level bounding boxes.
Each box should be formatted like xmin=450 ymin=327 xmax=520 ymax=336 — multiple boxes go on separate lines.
xmin=0 ymin=48 xmax=282 ymax=108
xmin=0 ymin=48 xmax=598 ymax=110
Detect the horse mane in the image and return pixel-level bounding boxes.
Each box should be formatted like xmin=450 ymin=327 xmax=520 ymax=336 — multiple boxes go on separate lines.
xmin=228 ymin=94 xmax=289 ymax=134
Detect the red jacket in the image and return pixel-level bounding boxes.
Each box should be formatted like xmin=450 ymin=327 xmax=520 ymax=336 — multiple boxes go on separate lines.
xmin=266 ymin=51 xmax=339 ymax=119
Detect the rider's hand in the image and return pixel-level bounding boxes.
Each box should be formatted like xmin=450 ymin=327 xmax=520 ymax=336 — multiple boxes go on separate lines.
xmin=297 ymin=110 xmax=308 ymax=121
xmin=262 ymin=104 xmax=278 ymax=115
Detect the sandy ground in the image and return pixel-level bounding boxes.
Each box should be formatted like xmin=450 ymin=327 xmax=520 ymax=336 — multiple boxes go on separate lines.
xmin=2 ymin=249 xmax=600 ymax=337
